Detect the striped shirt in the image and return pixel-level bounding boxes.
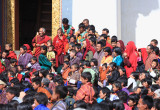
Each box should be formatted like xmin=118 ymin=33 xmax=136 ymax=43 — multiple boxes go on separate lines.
xmin=51 ymin=100 xmax=67 ymax=110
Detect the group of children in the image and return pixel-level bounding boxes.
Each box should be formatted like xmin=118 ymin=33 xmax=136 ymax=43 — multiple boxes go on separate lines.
xmin=0 ymin=18 xmax=160 ymax=110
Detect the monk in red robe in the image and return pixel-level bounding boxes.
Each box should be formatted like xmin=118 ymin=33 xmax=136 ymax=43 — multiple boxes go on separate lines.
xmin=32 ymin=27 xmax=51 ymax=58
xmin=5 ymin=44 xmax=17 ymax=60
xmin=53 ymin=28 xmax=69 ymax=67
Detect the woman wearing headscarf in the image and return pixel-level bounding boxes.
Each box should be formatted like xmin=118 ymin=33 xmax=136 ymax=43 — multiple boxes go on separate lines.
xmin=23 ymin=44 xmax=33 ymax=55
xmin=117 ymin=40 xmax=125 ymax=53
xmin=123 ymin=41 xmax=138 ymax=78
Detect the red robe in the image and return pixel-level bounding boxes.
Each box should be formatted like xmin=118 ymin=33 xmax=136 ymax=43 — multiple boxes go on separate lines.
xmin=0 ymin=61 xmax=5 ymax=74
xmin=106 ymin=40 xmax=113 ymax=50
xmin=23 ymin=44 xmax=33 ymax=55
xmin=32 ymin=35 xmax=51 ymax=57
xmin=83 ymin=39 xmax=96 ymax=60
xmin=124 ymin=41 xmax=138 ymax=78
xmin=7 ymin=51 xmax=17 ymax=60
xmin=53 ymin=35 xmax=68 ymax=67
xmin=140 ymin=48 xmax=148 ymax=64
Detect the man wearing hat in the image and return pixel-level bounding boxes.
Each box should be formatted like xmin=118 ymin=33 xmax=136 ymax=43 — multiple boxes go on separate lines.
xmin=0 ymin=80 xmax=8 ymax=104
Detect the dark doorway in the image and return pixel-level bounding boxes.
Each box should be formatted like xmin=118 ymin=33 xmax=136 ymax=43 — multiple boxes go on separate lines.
xmin=19 ymin=0 xmax=52 ymax=49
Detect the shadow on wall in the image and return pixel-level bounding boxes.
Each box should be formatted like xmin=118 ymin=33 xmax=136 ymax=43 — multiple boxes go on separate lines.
xmin=121 ymin=0 xmax=159 ymax=45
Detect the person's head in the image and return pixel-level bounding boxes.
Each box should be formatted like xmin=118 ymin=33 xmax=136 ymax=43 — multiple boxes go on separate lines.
xmin=152 ymin=99 xmax=160 ymax=110
xmin=39 ymin=27 xmax=45 ymax=37
xmin=52 ymin=85 xmax=68 ymax=101
xmin=5 ymin=43 xmax=12 ymax=51
xmin=41 ymin=78 xmax=50 ymax=88
xmin=75 ymin=44 xmax=81 ymax=52
xmin=134 ymin=87 xmax=148 ymax=96
xmin=118 ymin=66 xmax=126 ymax=77
xmin=48 ymin=45 xmax=54 ymax=52
xmin=79 ymin=23 xmax=85 ymax=33
xmin=10 ymin=78 xmax=20 ymax=87
xmin=82 ymin=40 xmax=87 ymax=48
xmin=2 ymin=50 xmax=9 ymax=59
xmin=69 ymin=49 xmax=76 ymax=58
xmin=32 ymin=78 xmax=41 ymax=90
xmin=57 ymin=28 xmax=63 ymax=37
xmin=146 ymin=44 xmax=154 ymax=54
xmin=63 ymin=61 xmax=70 ymax=69
xmin=0 ymin=80 xmax=6 ymax=90
xmin=17 ymin=102 xmax=32 ymax=110
xmin=46 ymin=73 xmax=54 ymax=81
xmin=103 ymin=47 xmax=112 ymax=57
xmin=112 ymin=81 xmax=122 ymax=92
xmin=7 ymin=71 xmax=16 ymax=78
xmin=8 ymin=100 xmax=19 ymax=109
xmin=109 ymin=62 xmax=117 ymax=71
xmin=88 ymin=34 xmax=94 ymax=39
xmin=117 ymin=77 xmax=127 ymax=88
xmin=153 ymin=47 xmax=159 ymax=56
xmin=102 ymin=63 xmax=108 ymax=71
xmin=6 ymin=87 xmax=20 ymax=101
xmin=102 ymin=28 xmax=109 ymax=35
xmin=83 ymin=60 xmax=91 ymax=68
xmin=62 ymin=18 xmax=69 ymax=28
xmin=139 ymin=72 xmax=150 ymax=80
xmin=152 ymin=59 xmax=159 ymax=69
xmin=10 ymin=58 xmax=17 ymax=66
xmin=117 ymin=91 xmax=128 ymax=103
xmin=112 ymin=100 xmax=125 ymax=110
xmin=130 ymin=72 xmax=139 ymax=80
xmin=74 ymin=100 xmax=86 ymax=109
xmin=23 ymin=94 xmax=34 ymax=105
xmin=113 ymin=47 xmax=122 ymax=57
xmin=47 ymin=40 xmax=52 ymax=47
xmin=83 ymin=19 xmax=89 ymax=27
xmin=128 ymin=94 xmax=139 ymax=107
xmin=53 ymin=75 xmax=64 ymax=86
xmin=111 ymin=36 xmax=118 ymax=48
xmin=64 ymin=54 xmax=70 ymax=61
xmin=148 ymin=84 xmax=159 ymax=95
xmin=30 ymin=56 xmax=37 ymax=64
xmin=69 ymin=42 xmax=75 ymax=51
xmin=141 ymin=78 xmax=152 ymax=88
xmin=151 ymin=39 xmax=158 ymax=47
xmin=96 ymin=41 xmax=103 ymax=52
xmin=137 ymin=95 xmax=153 ymax=110
xmin=41 ymin=45 xmax=47 ymax=54
xmin=31 ymin=71 xmax=39 ymax=79
xmin=71 ymin=63 xmax=79 ymax=72
xmin=39 ymin=69 xmax=49 ymax=78
xmin=34 ymin=92 xmax=48 ymax=107
xmin=88 ymin=29 xmax=95 ymax=35
xmin=90 ymin=58 xmax=98 ymax=67
xmin=100 ymin=34 xmax=108 ymax=40
xmin=89 ymin=37 xmax=96 ymax=46
xmin=99 ymin=87 xmax=110 ymax=100
xmin=81 ymin=72 xmax=92 ymax=84
xmin=20 ymin=46 xmax=27 ymax=54
xmin=70 ymin=35 xmax=76 ymax=43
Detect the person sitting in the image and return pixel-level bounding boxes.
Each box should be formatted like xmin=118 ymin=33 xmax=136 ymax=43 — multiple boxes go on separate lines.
xmin=6 ymin=59 xmax=17 ymax=73
xmin=75 ymin=44 xmax=83 ymax=60
xmin=1 ymin=50 xmax=10 ymax=68
xmin=69 ymin=49 xmax=80 ymax=66
xmin=46 ymin=45 xmax=55 ymax=61
xmin=61 ymin=61 xmax=71 ymax=84
xmin=5 ymin=44 xmax=17 ymax=60
xmin=112 ymin=47 xmax=123 ymax=66
xmin=101 ymin=47 xmax=113 ymax=66
xmin=29 ymin=56 xmax=41 ymax=71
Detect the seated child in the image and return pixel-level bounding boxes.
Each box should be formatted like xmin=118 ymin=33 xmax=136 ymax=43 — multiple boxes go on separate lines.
xmin=75 ymin=44 xmax=83 ymax=60
xmin=29 ymin=56 xmax=41 ymax=71
xmin=47 ymin=45 xmax=55 ymax=61
xmin=128 ymin=94 xmax=139 ymax=110
xmin=69 ymin=49 xmax=80 ymax=66
xmin=90 ymin=58 xmax=99 ymax=77
xmin=46 ymin=73 xmax=56 ymax=91
xmin=110 ymin=81 xmax=121 ymax=101
xmin=148 ymin=59 xmax=159 ymax=78
xmin=6 ymin=58 xmax=17 ymax=73
xmin=68 ymin=42 xmax=75 ymax=53
xmin=1 ymin=50 xmax=10 ymax=68
xmin=62 ymin=61 xmax=71 ymax=84
xmin=97 ymin=87 xmax=110 ymax=103
xmin=99 ymin=63 xmax=109 ymax=84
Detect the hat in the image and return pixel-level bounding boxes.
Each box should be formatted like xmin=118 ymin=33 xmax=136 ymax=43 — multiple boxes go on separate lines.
xmin=41 ymin=78 xmax=50 ymax=85
xmin=0 ymin=80 xmax=6 ymax=85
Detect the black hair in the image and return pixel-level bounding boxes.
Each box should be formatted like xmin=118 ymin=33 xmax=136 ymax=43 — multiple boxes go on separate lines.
xmin=112 ymin=100 xmax=124 ymax=110
xmin=6 ymin=87 xmax=20 ymax=97
xmin=20 ymin=46 xmax=27 ymax=51
xmin=113 ymin=47 xmax=122 ymax=56
xmin=75 ymin=44 xmax=81 ymax=50
xmin=89 ymin=25 xmax=95 ymax=31
xmin=89 ymin=37 xmax=96 ymax=45
xmin=141 ymin=78 xmax=152 ymax=86
xmin=32 ymin=71 xmax=39 ymax=77
xmin=64 ymin=55 xmax=70 ymax=61
xmin=89 ymin=29 xmax=95 ymax=34
xmin=55 ymin=85 xmax=68 ymax=99
xmin=8 ymin=100 xmax=19 ymax=109
xmin=141 ymin=71 xmax=151 ymax=79
xmin=102 ymin=28 xmax=109 ymax=33
xmin=128 ymin=94 xmax=139 ymax=105
xmin=81 ymin=72 xmax=92 ymax=82
xmin=70 ymin=35 xmax=76 ymax=41
xmin=17 ymin=102 xmax=32 ymax=110
xmin=109 ymin=62 xmax=117 ymax=70
xmin=34 ymin=92 xmax=48 ymax=106
xmin=150 ymin=84 xmax=160 ymax=92
xmin=117 ymin=77 xmax=128 ymax=87
xmin=10 ymin=58 xmax=17 ymax=64
xmin=118 ymin=66 xmax=126 ymax=73
xmin=117 ymin=91 xmax=128 ymax=103
xmin=79 ymin=23 xmax=85 ymax=29
xmin=22 ymin=81 xmax=32 ymax=89
xmin=10 ymin=78 xmax=20 ymax=85
xmin=88 ymin=34 xmax=94 ymax=38
xmin=141 ymin=95 xmax=153 ymax=109
xmin=113 ymin=81 xmax=122 ymax=90
xmin=62 ymin=18 xmax=69 ymax=24
xmin=83 ymin=19 xmax=89 ymax=24
xmin=0 ymin=104 xmax=16 ymax=110
xmin=39 ymin=69 xmax=49 ymax=78
xmin=154 ymin=47 xmax=159 ymax=55
xmin=100 ymin=34 xmax=108 ymax=40
xmin=69 ymin=42 xmax=75 ymax=47
xmin=3 ymin=50 xmax=9 ymax=56
xmin=148 ymin=44 xmax=155 ymax=50
xmin=99 ymin=39 xmax=106 ymax=47
xmin=138 ymin=87 xmax=148 ymax=96
xmin=41 ymin=45 xmax=47 ymax=51
xmin=31 ymin=56 xmax=37 ymax=62
xmin=151 ymin=39 xmax=158 ymax=45
xmin=74 ymin=100 xmax=86 ymax=109
xmin=8 ymin=70 xmax=16 ymax=77
xmin=100 ymin=87 xmax=110 ymax=99
xmin=32 ymin=77 xmax=41 ymax=86
xmin=153 ymin=99 xmax=160 ymax=110
xmin=71 ymin=63 xmax=79 ymax=70
xmin=47 ymin=73 xmax=54 ymax=80
xmin=6 ymin=43 xmax=13 ymax=48
xmin=102 ymin=63 xmax=107 ymax=68
xmin=70 ymin=49 xmax=77 ymax=54
xmin=111 ymin=36 xmax=118 ymax=42
xmin=103 ymin=47 xmax=112 ymax=55
xmin=152 ymin=59 xmax=159 ymax=66
xmin=67 ymin=86 xmax=75 ymax=97
xmin=83 ymin=60 xmax=91 ymax=67
xmin=63 ymin=61 xmax=70 ymax=65
xmin=23 ymin=94 xmax=35 ymax=105
xmin=53 ymin=75 xmax=64 ymax=85
xmin=90 ymin=58 xmax=98 ymax=66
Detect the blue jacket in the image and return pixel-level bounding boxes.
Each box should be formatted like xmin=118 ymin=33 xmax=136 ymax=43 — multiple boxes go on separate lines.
xmin=112 ymin=55 xmax=123 ymax=66
xmin=34 ymin=104 xmax=49 ymax=110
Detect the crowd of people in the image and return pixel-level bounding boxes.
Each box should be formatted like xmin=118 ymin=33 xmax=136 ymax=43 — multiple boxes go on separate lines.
xmin=0 ymin=18 xmax=160 ymax=110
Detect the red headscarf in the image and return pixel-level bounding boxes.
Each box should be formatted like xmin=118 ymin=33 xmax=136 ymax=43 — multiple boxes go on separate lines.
xmin=23 ymin=44 xmax=32 ymax=55
xmin=124 ymin=41 xmax=138 ymax=77
xmin=118 ymin=40 xmax=125 ymax=53
xmin=139 ymin=48 xmax=148 ymax=64
xmin=83 ymin=39 xmax=96 ymax=59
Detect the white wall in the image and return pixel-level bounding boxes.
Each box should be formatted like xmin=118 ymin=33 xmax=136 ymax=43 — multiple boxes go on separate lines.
xmin=72 ymin=0 xmax=118 ymax=38
xmin=121 ymin=0 xmax=160 ymax=48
